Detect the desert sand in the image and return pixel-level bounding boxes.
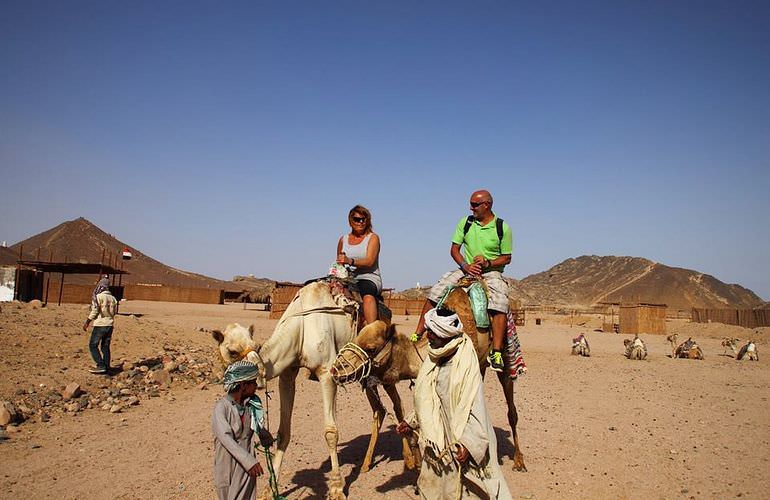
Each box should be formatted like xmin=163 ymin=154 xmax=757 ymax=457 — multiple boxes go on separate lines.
xmin=1 ymin=300 xmax=768 ymax=499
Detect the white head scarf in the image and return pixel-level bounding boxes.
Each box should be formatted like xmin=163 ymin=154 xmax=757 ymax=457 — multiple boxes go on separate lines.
xmin=423 ymin=308 xmax=464 ymax=339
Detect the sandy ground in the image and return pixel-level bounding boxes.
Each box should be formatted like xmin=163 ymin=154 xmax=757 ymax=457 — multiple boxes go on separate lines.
xmin=1 ymin=300 xmax=769 ymax=499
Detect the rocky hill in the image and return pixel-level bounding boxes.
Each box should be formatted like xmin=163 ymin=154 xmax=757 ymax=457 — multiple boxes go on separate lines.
xmin=231 ymin=275 xmax=275 ymax=302
xmin=10 ymin=218 xmax=239 ymax=290
xmin=0 ymin=246 xmax=22 ymax=266
xmin=519 ymin=255 xmax=763 ymax=310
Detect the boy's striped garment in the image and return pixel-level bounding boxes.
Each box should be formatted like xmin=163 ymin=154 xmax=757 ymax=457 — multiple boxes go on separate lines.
xmin=505 ymin=311 xmax=527 ymax=380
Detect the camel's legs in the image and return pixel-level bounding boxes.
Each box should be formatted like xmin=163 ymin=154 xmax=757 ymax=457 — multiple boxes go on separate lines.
xmin=497 ymin=370 xmax=526 ymax=472
xmin=259 ymin=367 xmax=298 ymax=500
xmin=383 ymin=384 xmax=417 ymax=471
xmin=319 ymin=372 xmax=345 ymax=500
xmin=361 ymin=386 xmax=386 ymax=473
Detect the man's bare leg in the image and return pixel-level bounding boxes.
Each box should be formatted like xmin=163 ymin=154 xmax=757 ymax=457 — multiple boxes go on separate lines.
xmin=490 ymin=311 xmax=506 ymax=351
xmin=412 ymin=299 xmax=436 ymax=340
xmin=488 ymin=311 xmax=506 ymax=371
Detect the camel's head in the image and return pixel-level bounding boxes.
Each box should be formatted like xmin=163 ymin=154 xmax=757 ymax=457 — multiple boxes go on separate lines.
xmin=667 ymin=334 xmax=678 ymax=343
xmin=212 ymin=323 xmax=261 ymax=366
xmin=721 ymin=337 xmax=740 ymax=348
xmin=623 ymin=338 xmax=632 ymax=348
xmin=330 ymin=320 xmax=393 ymax=384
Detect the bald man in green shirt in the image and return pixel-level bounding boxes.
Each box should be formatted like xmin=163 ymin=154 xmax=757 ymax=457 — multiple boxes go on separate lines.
xmin=414 ymin=189 xmax=513 ymax=372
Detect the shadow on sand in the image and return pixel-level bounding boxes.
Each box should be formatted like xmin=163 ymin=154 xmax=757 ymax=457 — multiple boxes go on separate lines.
xmin=283 ymin=425 xmax=516 ymax=497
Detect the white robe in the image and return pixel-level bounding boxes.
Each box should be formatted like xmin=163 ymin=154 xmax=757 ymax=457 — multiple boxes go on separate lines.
xmin=212 ymin=395 xmax=259 ymax=500
xmin=411 ymin=352 xmax=513 ymax=499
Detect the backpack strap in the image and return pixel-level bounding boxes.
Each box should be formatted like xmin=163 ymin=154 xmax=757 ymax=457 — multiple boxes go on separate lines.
xmin=462 ymin=215 xmax=473 ymax=237
xmin=463 ymin=216 xmax=505 ymax=250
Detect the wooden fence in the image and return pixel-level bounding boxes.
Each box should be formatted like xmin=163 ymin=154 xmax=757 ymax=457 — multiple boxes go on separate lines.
xmin=691 ymin=308 xmax=770 ymax=328
xmin=45 ymin=283 xmax=224 ymax=305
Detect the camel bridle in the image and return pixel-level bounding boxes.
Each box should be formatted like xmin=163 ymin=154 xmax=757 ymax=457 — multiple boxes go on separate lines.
xmin=334 ymin=331 xmax=395 ymax=385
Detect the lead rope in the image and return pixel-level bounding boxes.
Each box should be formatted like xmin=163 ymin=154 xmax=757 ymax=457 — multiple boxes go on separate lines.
xmin=258 ymin=390 xmax=286 ymax=500
xmin=262 ymin=446 xmax=286 ymax=500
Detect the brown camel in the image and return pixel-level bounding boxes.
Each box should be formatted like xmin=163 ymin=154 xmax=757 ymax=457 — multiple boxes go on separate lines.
xmin=721 ymin=337 xmax=740 ymax=357
xmin=330 ymin=285 xmax=527 ymax=473
xmin=667 ymin=334 xmax=704 ymax=360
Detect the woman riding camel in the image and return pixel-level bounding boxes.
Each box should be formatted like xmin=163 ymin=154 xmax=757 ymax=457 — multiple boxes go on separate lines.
xmin=336 ymin=205 xmax=382 ymax=325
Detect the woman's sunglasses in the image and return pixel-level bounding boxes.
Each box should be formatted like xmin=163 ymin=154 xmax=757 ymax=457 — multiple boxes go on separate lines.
xmin=352 ymin=216 xmax=367 ymax=223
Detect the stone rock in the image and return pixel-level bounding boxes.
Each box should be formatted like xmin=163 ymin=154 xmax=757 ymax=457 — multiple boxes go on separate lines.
xmin=65 ymin=402 xmax=81 ymax=413
xmin=197 ymin=383 xmax=207 ymax=390
xmin=101 ymin=403 xmax=111 ymax=411
xmin=28 ymin=299 xmax=43 ymax=309
xmin=163 ymin=361 xmax=178 ymax=373
xmin=138 ymin=365 xmax=149 ymax=373
xmin=122 ymin=361 xmax=134 ymax=371
xmin=62 ymin=383 xmax=81 ymax=401
xmin=146 ymin=369 xmax=171 ymax=386
xmin=126 ymin=397 xmax=140 ymax=406
xmin=119 ymin=389 xmax=132 ymax=396
xmin=0 ymin=401 xmax=21 ymax=426
xmin=39 ymin=412 xmax=50 ymax=423
xmin=109 ymin=405 xmax=122 ymax=414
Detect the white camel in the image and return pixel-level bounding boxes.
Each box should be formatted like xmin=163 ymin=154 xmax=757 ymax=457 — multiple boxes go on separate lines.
xmin=737 ymin=340 xmax=759 ymax=361
xmin=624 ymin=334 xmax=647 ymax=360
xmin=571 ymin=333 xmax=591 ymax=357
xmin=212 ymin=281 xmax=361 ymax=500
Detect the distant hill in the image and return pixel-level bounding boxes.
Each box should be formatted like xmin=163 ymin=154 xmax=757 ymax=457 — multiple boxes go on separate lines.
xmin=10 ymin=217 xmax=240 ymax=290
xmin=0 ymin=246 xmax=22 ymax=266
xmin=231 ymin=276 xmax=276 ymax=302
xmin=519 ymin=255 xmax=763 ymax=310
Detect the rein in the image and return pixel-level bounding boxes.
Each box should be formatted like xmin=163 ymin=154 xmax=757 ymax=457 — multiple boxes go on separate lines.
xmin=334 ymin=326 xmax=396 ymax=385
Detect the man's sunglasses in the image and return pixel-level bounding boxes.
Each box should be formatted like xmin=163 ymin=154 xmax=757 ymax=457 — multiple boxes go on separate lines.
xmin=470 ymin=201 xmax=488 ymax=208
xmin=352 ymin=216 xmax=367 ymax=223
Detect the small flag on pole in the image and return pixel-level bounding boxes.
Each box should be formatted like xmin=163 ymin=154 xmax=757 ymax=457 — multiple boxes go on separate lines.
xmin=122 ymin=248 xmax=133 ymax=260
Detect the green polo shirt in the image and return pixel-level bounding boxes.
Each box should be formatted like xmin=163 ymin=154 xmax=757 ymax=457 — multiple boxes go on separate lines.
xmin=451 ymin=215 xmax=513 ymax=272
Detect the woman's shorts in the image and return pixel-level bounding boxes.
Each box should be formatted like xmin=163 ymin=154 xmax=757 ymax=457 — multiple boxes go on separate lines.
xmin=355 ymin=279 xmax=381 ymax=298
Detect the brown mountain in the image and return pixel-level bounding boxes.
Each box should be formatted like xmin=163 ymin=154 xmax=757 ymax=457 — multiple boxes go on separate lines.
xmin=10 ymin=217 xmax=239 ymax=290
xmin=519 ymin=255 xmax=763 ymax=310
xmin=0 ymin=246 xmax=23 ymax=266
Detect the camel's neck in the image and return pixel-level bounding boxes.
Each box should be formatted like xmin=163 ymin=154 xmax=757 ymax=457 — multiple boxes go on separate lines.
xmin=258 ymin=317 xmax=303 ymax=381
xmin=389 ymin=334 xmax=428 ymax=379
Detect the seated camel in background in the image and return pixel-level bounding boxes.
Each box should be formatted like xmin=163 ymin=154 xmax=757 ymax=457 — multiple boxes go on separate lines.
xmin=667 ymin=334 xmax=704 ymax=360
xmin=212 ymin=280 xmax=400 ymax=500
xmin=737 ymin=340 xmax=759 ymax=361
xmin=571 ymin=333 xmax=591 ymax=357
xmin=624 ymin=334 xmax=647 ymax=360
xmin=721 ymin=338 xmax=741 ymax=357
xmin=330 ymin=285 xmax=527 ymax=473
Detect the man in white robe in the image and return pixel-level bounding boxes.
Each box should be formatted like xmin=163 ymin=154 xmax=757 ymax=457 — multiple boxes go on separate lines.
xmin=398 ymin=308 xmax=512 ymax=499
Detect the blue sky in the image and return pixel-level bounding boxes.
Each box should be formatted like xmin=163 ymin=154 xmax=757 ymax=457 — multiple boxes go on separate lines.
xmin=1 ymin=1 xmax=769 ymax=298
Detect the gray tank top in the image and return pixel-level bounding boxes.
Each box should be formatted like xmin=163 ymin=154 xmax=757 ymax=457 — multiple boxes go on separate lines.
xmin=341 ymin=233 xmax=382 ymax=291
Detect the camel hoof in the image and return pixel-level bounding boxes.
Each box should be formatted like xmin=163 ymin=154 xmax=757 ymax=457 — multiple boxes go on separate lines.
xmin=327 ymin=477 xmax=346 ymax=500
xmin=512 ymin=454 xmax=527 ymax=472
xmin=361 ymin=463 xmax=371 ymax=473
